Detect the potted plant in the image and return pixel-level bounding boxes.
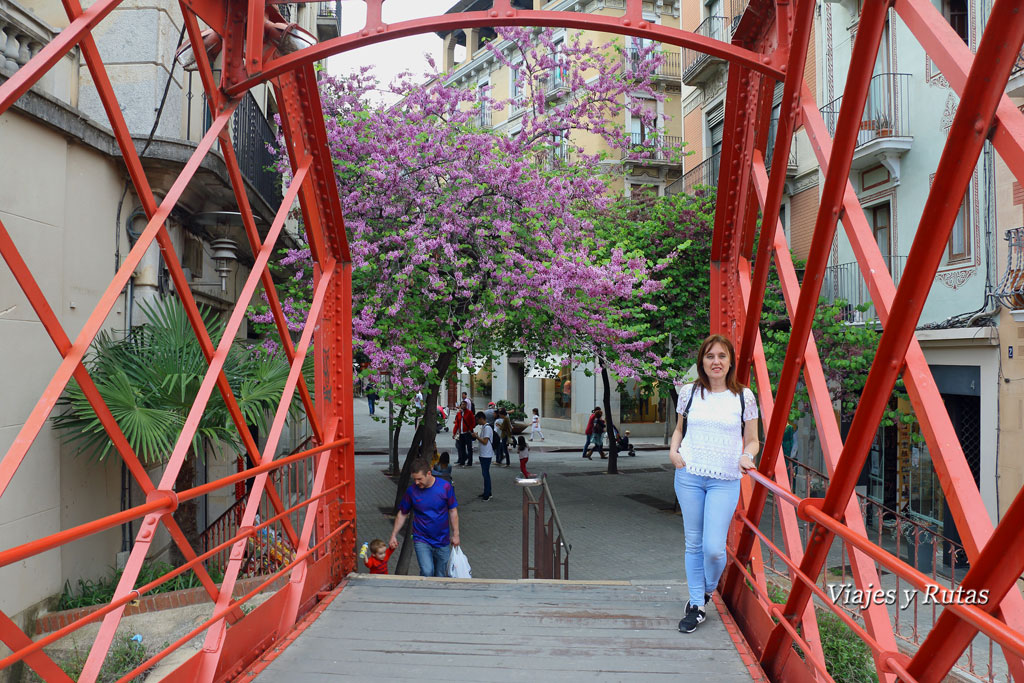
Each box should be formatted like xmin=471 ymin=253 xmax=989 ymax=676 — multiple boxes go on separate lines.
xmin=875 ymin=113 xmax=894 ymax=137
xmin=496 ymin=399 xmax=528 ymax=433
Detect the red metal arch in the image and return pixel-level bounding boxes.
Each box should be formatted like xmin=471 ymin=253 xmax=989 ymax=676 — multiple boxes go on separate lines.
xmin=1 ymin=0 xmax=1024 ymax=681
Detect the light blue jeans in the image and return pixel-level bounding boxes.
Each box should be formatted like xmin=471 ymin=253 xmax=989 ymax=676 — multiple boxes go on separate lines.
xmin=674 ymin=467 xmax=742 ymax=608
xmin=414 ymin=540 xmax=452 ymax=577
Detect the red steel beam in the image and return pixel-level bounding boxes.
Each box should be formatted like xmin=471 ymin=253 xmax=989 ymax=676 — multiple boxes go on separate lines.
xmin=736 ymin=0 xmax=816 ymax=384
xmin=760 ymin=0 xmax=1024 ymax=670
xmin=743 ymin=154 xmax=901 ymax=681
xmin=798 ymin=82 xmax=1024 ymax=678
xmin=218 ymin=1 xmax=785 ymax=96
xmin=725 ymin=0 xmax=892 ymax=615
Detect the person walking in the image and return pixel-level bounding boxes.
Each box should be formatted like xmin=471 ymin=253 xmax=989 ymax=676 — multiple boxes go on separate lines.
xmin=389 ymin=458 xmax=460 ymax=577
xmin=529 ymin=408 xmax=544 ymax=441
xmin=461 ymin=392 xmax=475 ymax=413
xmin=366 ymin=384 xmax=380 ymax=416
xmin=453 ymin=402 xmax=476 ymax=467
xmin=473 ymin=411 xmax=495 ymax=501
xmin=589 ymin=409 xmax=607 ymax=459
xmin=494 ymin=408 xmax=512 ymax=467
xmin=516 ymin=435 xmax=534 ymax=478
xmin=581 ymin=407 xmax=598 ymax=459
xmin=670 ymin=334 xmax=759 ymax=634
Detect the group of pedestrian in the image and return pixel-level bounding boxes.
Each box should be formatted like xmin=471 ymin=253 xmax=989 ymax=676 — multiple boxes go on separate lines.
xmin=367 ymin=333 xmax=762 ymax=645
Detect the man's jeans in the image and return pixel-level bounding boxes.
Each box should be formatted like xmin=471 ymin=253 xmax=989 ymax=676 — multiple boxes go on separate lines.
xmin=581 ymin=433 xmax=592 ymax=457
xmin=414 ymin=541 xmax=452 ymax=577
xmin=479 ymin=456 xmax=492 ymax=497
xmin=673 ymin=467 xmax=741 ymax=608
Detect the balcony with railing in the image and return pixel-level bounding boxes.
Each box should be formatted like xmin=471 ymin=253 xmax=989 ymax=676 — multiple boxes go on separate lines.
xmin=316 ymin=0 xmax=341 ymax=42
xmin=819 ymin=72 xmax=913 ymax=180
xmin=666 ymin=152 xmax=720 ymax=196
xmin=186 ymin=73 xmax=283 ymax=210
xmin=1008 ymin=46 xmax=1024 ymax=96
xmin=994 ymin=227 xmax=1024 ymax=316
xmin=623 ymin=48 xmax=681 ymax=81
xmin=0 ymin=1 xmax=78 ymax=105
xmin=545 ymin=65 xmax=569 ymax=100
xmin=765 ymin=115 xmax=799 ymax=175
xmin=621 ymin=132 xmax=682 ymax=164
xmin=681 ymin=16 xmax=730 ymax=85
xmin=821 ymin=255 xmax=906 ymax=323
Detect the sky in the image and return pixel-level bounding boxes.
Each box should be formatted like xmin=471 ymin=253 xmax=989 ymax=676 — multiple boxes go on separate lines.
xmin=325 ymin=0 xmax=463 ymax=101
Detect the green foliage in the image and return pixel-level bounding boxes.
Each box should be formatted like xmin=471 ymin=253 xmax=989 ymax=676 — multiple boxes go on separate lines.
xmin=52 ymin=297 xmax=307 ymax=464
xmin=33 ymin=634 xmax=151 ymax=683
xmin=57 ymin=561 xmax=226 ymax=610
xmin=766 ymin=583 xmax=878 ymax=683
xmin=496 ymin=399 xmax=527 ymax=422
xmin=760 ymin=275 xmax=912 ymax=431
xmin=584 ymin=188 xmax=716 ymax=393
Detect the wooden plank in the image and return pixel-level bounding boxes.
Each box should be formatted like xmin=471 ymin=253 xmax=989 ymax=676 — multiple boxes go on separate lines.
xmin=252 ymin=577 xmax=755 ymax=681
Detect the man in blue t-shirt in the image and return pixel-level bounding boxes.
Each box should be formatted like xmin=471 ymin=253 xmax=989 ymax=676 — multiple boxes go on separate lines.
xmin=389 ymin=458 xmax=460 ymax=577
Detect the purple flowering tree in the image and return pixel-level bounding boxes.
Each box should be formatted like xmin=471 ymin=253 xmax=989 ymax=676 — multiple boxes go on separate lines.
xmin=253 ymin=28 xmax=679 ymax=461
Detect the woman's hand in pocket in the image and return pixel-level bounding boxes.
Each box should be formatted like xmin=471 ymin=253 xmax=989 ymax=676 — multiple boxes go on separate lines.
xmin=670 ymin=454 xmax=686 ymax=469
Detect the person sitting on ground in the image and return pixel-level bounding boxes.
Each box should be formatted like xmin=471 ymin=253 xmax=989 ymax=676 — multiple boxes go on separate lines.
xmin=359 ymin=538 xmax=394 ymax=575
xmin=432 ymin=451 xmax=453 ymax=482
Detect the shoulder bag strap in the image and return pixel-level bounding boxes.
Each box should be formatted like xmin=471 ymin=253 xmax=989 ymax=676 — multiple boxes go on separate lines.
xmin=681 ymin=384 xmax=697 ymax=440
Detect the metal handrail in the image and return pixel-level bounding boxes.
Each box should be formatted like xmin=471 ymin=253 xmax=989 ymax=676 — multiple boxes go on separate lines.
xmin=667 ymin=152 xmax=720 ymax=196
xmin=681 ymin=16 xmax=729 ymax=81
xmin=623 ymin=48 xmax=681 ymax=79
xmin=621 ymin=132 xmax=683 ymax=162
xmin=819 ymin=72 xmax=912 ymax=147
xmin=520 ymin=474 xmax=571 ymax=579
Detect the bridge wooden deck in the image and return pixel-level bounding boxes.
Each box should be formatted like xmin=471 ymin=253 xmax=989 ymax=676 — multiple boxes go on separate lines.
xmin=249 ymin=575 xmax=759 ymax=681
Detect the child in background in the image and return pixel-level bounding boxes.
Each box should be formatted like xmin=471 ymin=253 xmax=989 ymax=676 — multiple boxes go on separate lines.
xmin=359 ymin=538 xmax=394 ymax=575
xmin=432 ymin=451 xmax=453 ymax=482
xmin=530 ymin=408 xmax=545 ymax=441
xmin=516 ymin=436 xmax=535 ymax=478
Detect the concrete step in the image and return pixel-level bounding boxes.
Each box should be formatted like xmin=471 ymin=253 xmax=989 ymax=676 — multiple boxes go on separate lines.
xmin=251 ymin=575 xmax=757 ymax=682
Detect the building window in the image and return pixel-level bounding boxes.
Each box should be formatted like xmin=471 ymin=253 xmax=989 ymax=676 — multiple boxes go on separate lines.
xmin=944 ymin=0 xmax=969 ymax=44
xmin=619 ymin=380 xmax=662 ymax=423
xmin=867 ymin=202 xmax=892 ymax=263
xmin=541 ymin=366 xmax=572 ymax=419
xmin=948 ymin=194 xmax=971 ymax=261
xmin=510 ymin=64 xmax=525 ymax=112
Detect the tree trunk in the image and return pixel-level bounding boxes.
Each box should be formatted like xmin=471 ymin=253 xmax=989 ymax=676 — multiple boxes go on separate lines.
xmin=417 ymin=350 xmax=455 ymax=460
xmin=170 ymin=445 xmax=198 ymax=566
xmin=389 ymin=404 xmax=408 ymax=475
xmin=601 ymin=363 xmax=619 ymax=475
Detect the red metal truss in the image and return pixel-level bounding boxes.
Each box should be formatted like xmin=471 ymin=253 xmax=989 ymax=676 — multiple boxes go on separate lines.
xmin=3 ymin=0 xmax=1024 ymax=681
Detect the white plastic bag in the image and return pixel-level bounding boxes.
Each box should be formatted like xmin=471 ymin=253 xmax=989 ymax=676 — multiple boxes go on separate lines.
xmin=447 ymin=546 xmax=472 ymax=578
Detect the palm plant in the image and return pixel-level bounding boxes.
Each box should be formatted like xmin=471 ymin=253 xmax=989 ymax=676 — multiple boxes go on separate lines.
xmin=53 ymin=297 xmax=307 ymax=563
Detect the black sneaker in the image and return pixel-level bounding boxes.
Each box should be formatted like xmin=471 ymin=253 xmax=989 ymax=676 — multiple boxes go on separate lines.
xmin=482 ymin=495 xmax=492 ymax=501
xmin=678 ymin=604 xmax=706 ymax=633
xmin=705 ymin=592 xmax=712 ymax=605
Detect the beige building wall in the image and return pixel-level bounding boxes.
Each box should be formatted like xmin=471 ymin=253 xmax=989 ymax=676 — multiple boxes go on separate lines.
xmin=0 ymin=109 xmax=128 ymax=630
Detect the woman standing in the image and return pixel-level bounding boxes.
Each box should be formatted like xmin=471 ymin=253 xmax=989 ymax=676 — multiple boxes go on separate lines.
xmin=670 ymin=334 xmax=760 ymax=634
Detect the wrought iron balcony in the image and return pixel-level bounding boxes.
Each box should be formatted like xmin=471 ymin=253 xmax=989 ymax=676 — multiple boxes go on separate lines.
xmin=621 ymin=132 xmax=682 ymax=164
xmin=185 ymin=73 xmax=283 ymax=209
xmin=476 ymin=106 xmax=492 ymax=129
xmin=994 ymin=227 xmax=1024 ymax=311
xmin=821 ymin=256 xmax=906 ymax=324
xmin=765 ymin=115 xmax=798 ymax=174
xmin=545 ymin=66 xmax=569 ymax=99
xmin=316 ymin=0 xmax=341 ymax=42
xmin=666 ymin=152 xmax=720 ymax=196
xmin=819 ymin=73 xmax=912 ymax=148
xmin=622 ymin=48 xmax=681 ymax=81
xmin=681 ymin=16 xmax=729 ymax=85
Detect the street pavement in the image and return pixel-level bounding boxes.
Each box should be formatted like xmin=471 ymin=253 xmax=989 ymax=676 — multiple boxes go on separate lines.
xmin=349 ymin=399 xmax=686 ymax=582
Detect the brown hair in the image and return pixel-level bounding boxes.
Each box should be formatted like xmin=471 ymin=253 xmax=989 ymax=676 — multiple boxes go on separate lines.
xmin=694 ymin=334 xmax=746 ymax=398
xmin=369 ymin=539 xmax=387 ymax=554
xmin=410 ymin=457 xmax=431 ymax=475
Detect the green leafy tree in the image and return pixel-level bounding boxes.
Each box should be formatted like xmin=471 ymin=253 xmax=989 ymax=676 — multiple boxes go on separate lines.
xmin=53 ymin=297 xmax=304 ymax=564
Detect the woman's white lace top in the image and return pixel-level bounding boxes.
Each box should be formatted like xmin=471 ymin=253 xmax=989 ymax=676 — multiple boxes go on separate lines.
xmin=677 ymin=384 xmax=759 ymax=480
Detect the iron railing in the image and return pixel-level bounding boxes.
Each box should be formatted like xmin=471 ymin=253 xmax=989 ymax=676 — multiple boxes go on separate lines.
xmin=821 ymin=255 xmax=906 ymax=323
xmin=520 ymin=475 xmax=570 ymax=579
xmin=186 ymin=72 xmax=283 ymax=208
xmin=621 ymin=132 xmax=682 ymax=162
xmin=731 ymin=0 xmax=750 ymax=33
xmin=1013 ymin=46 xmax=1024 ymax=75
xmin=623 ymin=48 xmax=681 ymax=80
xmin=820 ymin=72 xmax=912 ymax=148
xmin=200 ymin=455 xmax=314 ymax=575
xmin=758 ymin=456 xmax=1001 ymax=682
xmin=994 ymin=226 xmax=1024 ymax=309
xmin=681 ymin=16 xmax=729 ymax=82
xmin=317 ymin=0 xmax=341 ymax=36
xmin=765 ymin=115 xmax=799 ymax=170
xmin=666 ymin=152 xmax=720 ymax=196
xmin=476 ymin=105 xmax=492 ymax=129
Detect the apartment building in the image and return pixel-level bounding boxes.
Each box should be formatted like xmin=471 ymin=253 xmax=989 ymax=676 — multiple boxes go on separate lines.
xmin=438 ymin=0 xmax=686 ymax=436
xmin=0 ymin=0 xmax=336 ymax=640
